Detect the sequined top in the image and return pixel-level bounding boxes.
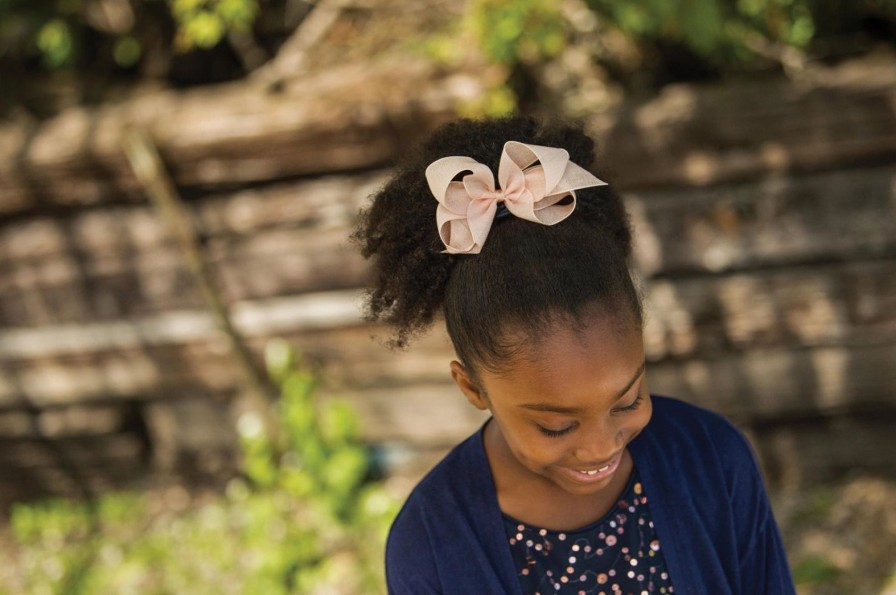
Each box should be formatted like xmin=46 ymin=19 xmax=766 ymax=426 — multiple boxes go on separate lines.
xmin=386 ymin=396 xmax=797 ymax=595
xmin=503 ymin=468 xmax=674 ymax=595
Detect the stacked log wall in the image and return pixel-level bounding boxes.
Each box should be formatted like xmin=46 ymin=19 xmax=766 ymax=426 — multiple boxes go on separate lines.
xmin=1 ymin=51 xmax=895 ymax=507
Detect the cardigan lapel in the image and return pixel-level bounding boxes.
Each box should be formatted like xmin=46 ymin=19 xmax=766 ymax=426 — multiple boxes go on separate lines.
xmin=461 ymin=420 xmax=526 ymax=595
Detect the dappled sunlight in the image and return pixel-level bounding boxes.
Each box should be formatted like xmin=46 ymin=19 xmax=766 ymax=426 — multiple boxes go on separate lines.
xmin=642 ymin=281 xmax=698 ymax=359
xmin=627 ymin=194 xmax=664 ymax=276
xmin=718 ymin=275 xmax=779 ymax=346
xmin=810 ymin=347 xmax=849 ymax=410
xmin=1 ymin=0 xmax=894 ymax=592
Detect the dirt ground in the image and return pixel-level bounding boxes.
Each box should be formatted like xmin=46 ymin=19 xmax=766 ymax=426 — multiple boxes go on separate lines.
xmin=774 ymin=475 xmax=896 ymax=594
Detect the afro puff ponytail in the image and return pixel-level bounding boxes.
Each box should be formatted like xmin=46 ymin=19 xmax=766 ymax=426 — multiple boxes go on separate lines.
xmin=352 ymin=116 xmax=640 ymax=373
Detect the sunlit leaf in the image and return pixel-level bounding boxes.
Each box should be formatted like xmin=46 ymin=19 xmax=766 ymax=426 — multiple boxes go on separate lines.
xmin=36 ymin=18 xmax=73 ymax=68
xmin=113 ymin=35 xmax=141 ymax=66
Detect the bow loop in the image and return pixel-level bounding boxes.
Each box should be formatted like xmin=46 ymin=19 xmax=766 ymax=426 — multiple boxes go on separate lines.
xmin=425 ymin=142 xmax=607 ymax=254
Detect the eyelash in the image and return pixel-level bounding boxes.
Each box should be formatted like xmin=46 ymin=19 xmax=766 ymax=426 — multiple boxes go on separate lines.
xmin=538 ymin=426 xmax=574 ymax=438
xmin=616 ymin=393 xmax=644 ymax=413
xmin=536 ymin=392 xmax=645 ymax=438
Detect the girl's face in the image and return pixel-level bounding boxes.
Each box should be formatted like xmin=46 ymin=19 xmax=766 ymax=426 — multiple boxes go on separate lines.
xmin=451 ymin=309 xmax=651 ymax=497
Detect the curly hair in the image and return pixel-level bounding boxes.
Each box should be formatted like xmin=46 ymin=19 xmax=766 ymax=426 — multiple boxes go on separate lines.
xmin=352 ymin=116 xmax=641 ymax=376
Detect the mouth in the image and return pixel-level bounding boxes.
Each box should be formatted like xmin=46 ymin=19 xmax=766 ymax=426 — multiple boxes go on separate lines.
xmin=576 ymin=462 xmax=613 ymax=476
xmin=561 ymin=452 xmax=624 ymax=485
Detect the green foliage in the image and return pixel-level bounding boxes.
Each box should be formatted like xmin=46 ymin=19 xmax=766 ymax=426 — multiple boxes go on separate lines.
xmin=585 ymin=0 xmax=819 ymax=61
xmin=112 ymin=35 xmax=141 ymax=67
xmin=467 ymin=0 xmax=566 ymax=64
xmin=0 ymin=0 xmax=261 ymax=72
xmin=4 ymin=339 xmax=399 ymax=594
xmin=419 ymin=0 xmax=566 ymax=117
xmin=586 ymin=0 xmax=896 ymax=64
xmin=452 ymin=0 xmax=896 ymax=116
xmin=792 ymin=555 xmax=843 ymax=584
xmin=35 ymin=18 xmax=74 ymax=68
xmin=459 ymin=84 xmax=518 ymax=118
xmin=588 ymin=0 xmax=728 ymax=54
xmin=171 ymin=0 xmax=259 ymax=51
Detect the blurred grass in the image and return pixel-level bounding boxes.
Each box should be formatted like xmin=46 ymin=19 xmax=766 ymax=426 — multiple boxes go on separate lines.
xmin=776 ymin=476 xmax=896 ymax=595
xmin=0 ymin=339 xmax=399 ymax=595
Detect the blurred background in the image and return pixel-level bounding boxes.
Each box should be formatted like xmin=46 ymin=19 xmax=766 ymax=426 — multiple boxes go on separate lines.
xmin=1 ymin=0 xmax=895 ymax=592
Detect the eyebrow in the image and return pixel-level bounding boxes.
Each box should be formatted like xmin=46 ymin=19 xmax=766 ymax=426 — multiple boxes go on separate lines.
xmin=519 ymin=361 xmax=646 ymax=414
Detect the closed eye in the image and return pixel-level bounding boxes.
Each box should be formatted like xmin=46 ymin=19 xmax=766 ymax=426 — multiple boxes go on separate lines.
xmin=612 ymin=392 xmax=644 ymax=414
xmin=537 ymin=424 xmax=575 ymax=438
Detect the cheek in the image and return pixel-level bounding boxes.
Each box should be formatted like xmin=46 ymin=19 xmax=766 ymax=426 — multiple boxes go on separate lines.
xmin=505 ymin=429 xmax=565 ymax=467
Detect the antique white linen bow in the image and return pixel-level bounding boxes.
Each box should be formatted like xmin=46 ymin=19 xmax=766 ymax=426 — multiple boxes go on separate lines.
xmin=424 ymin=141 xmax=606 ymax=254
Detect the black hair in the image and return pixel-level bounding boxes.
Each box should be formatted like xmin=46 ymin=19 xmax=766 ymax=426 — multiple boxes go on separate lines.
xmin=352 ymin=116 xmax=641 ymax=376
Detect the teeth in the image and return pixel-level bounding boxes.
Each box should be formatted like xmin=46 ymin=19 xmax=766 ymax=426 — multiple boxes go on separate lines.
xmin=579 ymin=463 xmax=611 ymax=476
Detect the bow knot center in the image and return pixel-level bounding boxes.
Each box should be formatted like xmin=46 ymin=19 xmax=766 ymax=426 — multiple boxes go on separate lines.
xmin=486 ymin=188 xmax=507 ymax=202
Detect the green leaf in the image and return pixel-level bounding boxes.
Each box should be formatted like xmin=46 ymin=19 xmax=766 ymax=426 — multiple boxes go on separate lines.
xmin=215 ymin=0 xmax=258 ymax=28
xmin=172 ymin=0 xmax=206 ymax=20
xmin=182 ymin=10 xmax=225 ymax=49
xmin=113 ymin=35 xmax=141 ymax=67
xmin=36 ymin=18 xmax=73 ymax=68
xmin=792 ymin=555 xmax=843 ymax=584
xmin=319 ymin=400 xmax=361 ymax=445
xmin=264 ymin=338 xmax=295 ymax=383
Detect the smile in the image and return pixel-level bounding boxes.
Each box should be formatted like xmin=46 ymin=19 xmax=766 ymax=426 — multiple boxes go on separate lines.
xmin=561 ymin=452 xmax=624 ymax=485
xmin=577 ymin=463 xmax=612 ymax=476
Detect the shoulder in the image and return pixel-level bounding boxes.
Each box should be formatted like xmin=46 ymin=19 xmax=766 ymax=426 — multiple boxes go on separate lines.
xmin=648 ymin=394 xmax=739 ymax=431
xmin=646 ymin=395 xmax=754 ymax=456
xmin=385 ymin=428 xmax=488 ymax=592
xmin=387 ymin=432 xmax=475 ymax=540
xmin=641 ymin=397 xmax=795 ymax=591
xmin=640 ymin=395 xmax=763 ymax=491
xmin=391 ymin=426 xmax=485 ymax=521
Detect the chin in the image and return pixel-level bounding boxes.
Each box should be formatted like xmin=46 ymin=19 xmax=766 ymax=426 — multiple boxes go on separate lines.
xmin=555 ymin=476 xmax=615 ymax=496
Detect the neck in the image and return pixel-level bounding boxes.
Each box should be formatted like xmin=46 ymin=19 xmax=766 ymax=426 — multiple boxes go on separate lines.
xmin=482 ymin=417 xmax=634 ymax=531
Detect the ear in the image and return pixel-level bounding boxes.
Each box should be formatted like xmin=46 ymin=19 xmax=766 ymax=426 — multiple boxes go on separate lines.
xmin=450 ymin=360 xmax=489 ymax=411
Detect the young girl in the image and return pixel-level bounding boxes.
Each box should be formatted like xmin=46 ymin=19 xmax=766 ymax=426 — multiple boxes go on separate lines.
xmin=354 ymin=117 xmax=795 ymax=595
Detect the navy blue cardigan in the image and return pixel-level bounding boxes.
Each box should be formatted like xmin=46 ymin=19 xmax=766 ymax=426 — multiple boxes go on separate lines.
xmin=386 ymin=396 xmax=796 ymax=594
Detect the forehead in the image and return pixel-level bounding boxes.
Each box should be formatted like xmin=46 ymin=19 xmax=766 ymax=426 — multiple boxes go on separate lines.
xmin=483 ymin=311 xmax=644 ymax=408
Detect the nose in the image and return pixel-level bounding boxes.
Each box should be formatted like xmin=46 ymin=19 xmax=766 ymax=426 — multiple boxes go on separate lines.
xmin=572 ymin=419 xmax=625 ymax=463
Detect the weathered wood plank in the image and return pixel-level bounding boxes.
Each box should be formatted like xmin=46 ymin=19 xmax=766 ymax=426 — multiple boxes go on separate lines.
xmin=642 ymin=260 xmax=896 ymax=359
xmin=750 ymin=409 xmax=896 ymax=487
xmin=0 ymin=172 xmax=380 ymax=325
xmin=0 ymin=54 xmax=894 ymax=217
xmin=0 ymin=394 xmax=238 ymax=507
xmin=0 ymin=59 xmax=483 ymax=216
xmin=0 ymin=431 xmax=150 ymax=505
xmin=0 ymin=172 xmax=382 ymax=259
xmin=2 ymin=330 xmax=894 ymax=432
xmin=0 ymin=289 xmax=364 ymax=360
xmin=628 ymin=165 xmax=896 ymax=276
xmin=338 ymin=384 xmax=488 ymax=446
xmin=0 ymin=236 xmax=369 ymax=327
xmin=0 ymin=434 xmax=144 ymax=469
xmin=592 ymin=54 xmax=896 ymax=189
xmin=1 ymin=255 xmax=894 ymax=411
xmin=0 ymin=404 xmax=126 ymax=438
xmin=647 ymin=342 xmax=896 ymax=421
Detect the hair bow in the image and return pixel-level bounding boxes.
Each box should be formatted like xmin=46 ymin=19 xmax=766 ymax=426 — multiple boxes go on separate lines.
xmin=424 ymin=141 xmax=606 ymax=254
